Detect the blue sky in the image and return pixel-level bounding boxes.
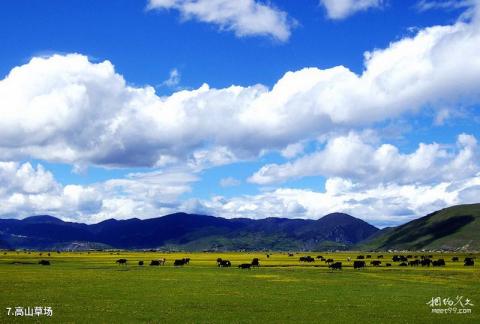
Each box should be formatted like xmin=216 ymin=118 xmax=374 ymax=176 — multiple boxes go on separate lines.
xmin=0 ymin=0 xmax=479 ymax=226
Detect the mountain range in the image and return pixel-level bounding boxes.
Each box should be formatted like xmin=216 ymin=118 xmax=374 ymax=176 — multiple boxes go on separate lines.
xmin=0 ymin=212 xmax=377 ymax=251
xmin=0 ymin=203 xmax=478 ymax=251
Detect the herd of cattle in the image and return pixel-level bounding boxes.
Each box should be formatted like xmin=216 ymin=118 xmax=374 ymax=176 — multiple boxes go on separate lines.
xmin=107 ymin=254 xmax=476 ymax=270
xmin=27 ymin=253 xmax=475 ymax=269
xmin=297 ymin=254 xmax=475 ymax=270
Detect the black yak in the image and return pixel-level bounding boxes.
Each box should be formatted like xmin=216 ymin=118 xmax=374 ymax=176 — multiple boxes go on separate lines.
xmin=329 ymin=262 xmax=342 ymax=270
xmin=174 ymin=259 xmax=186 ymax=266
xmin=353 ymin=261 xmax=366 ymax=269
xmin=370 ymin=260 xmax=381 ymax=267
xmin=219 ymin=260 xmax=231 ymax=267
xmin=464 ymin=258 xmax=474 ymax=266
xmin=116 ymin=259 xmax=127 ymax=265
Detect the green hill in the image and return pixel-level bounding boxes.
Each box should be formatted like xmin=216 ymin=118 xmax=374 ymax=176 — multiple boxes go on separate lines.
xmin=358 ymin=203 xmax=480 ymax=251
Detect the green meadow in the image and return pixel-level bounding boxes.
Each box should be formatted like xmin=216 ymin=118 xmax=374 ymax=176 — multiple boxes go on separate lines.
xmin=0 ymin=251 xmax=478 ymax=323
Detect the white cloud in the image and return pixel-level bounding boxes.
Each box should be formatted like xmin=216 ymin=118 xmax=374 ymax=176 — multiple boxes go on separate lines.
xmin=320 ymin=0 xmax=383 ymax=19
xmin=0 ymin=161 xmax=197 ymax=223
xmin=147 ymin=0 xmax=293 ymax=41
xmin=280 ymin=142 xmax=305 ymax=159
xmin=416 ymin=0 xmax=477 ymax=12
xmin=1 ymin=8 xmax=480 ymax=170
xmin=184 ymin=175 xmax=480 ymax=227
xmin=0 ymin=159 xmax=478 ymax=227
xmin=0 ymin=162 xmax=59 ymax=195
xmin=161 ymin=68 xmax=181 ymax=88
xmin=250 ymin=133 xmax=479 ymax=185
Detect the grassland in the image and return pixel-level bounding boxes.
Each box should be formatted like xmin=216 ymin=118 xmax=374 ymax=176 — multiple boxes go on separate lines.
xmin=0 ymin=251 xmax=478 ymax=323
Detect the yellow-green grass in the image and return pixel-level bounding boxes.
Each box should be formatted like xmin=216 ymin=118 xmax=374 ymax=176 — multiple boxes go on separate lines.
xmin=0 ymin=251 xmax=478 ymax=323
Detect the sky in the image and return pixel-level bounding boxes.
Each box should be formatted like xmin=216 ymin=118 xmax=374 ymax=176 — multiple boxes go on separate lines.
xmin=0 ymin=0 xmax=479 ymax=227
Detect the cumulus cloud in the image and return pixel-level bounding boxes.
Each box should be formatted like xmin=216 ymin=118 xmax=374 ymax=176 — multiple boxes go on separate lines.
xmin=1 ymin=12 xmax=480 ymax=169
xmin=1 ymin=159 xmax=479 ymax=226
xmin=0 ymin=161 xmax=197 ymax=223
xmin=147 ymin=0 xmax=293 ymax=41
xmin=184 ymin=176 xmax=480 ymax=227
xmin=0 ymin=161 xmax=102 ymax=220
xmin=320 ymin=0 xmax=383 ymax=19
xmin=249 ymin=133 xmax=479 ymax=185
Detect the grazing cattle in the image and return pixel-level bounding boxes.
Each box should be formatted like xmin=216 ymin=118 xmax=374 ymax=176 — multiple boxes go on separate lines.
xmin=386 ymin=263 xmax=392 ymax=267
xmin=38 ymin=260 xmax=50 ymax=266
xmin=421 ymin=259 xmax=432 ymax=267
xmin=353 ymin=261 xmax=366 ymax=269
xmin=392 ymin=255 xmax=402 ymax=262
xmin=288 ymin=253 xmax=294 ymax=257
xmin=150 ymin=260 xmax=160 ymax=266
xmin=432 ymin=259 xmax=445 ymax=267
xmin=316 ymin=255 xmax=323 ymax=259
xmin=409 ymin=260 xmax=420 ymax=266
xmin=266 ymin=254 xmax=270 ymax=258
xmin=299 ymin=256 xmax=314 ymax=262
xmin=174 ymin=259 xmax=186 ymax=266
xmin=138 ymin=261 xmax=144 ymax=266
xmin=329 ymin=262 xmax=342 ymax=270
xmin=116 ymin=259 xmax=127 ymax=265
xmin=219 ymin=260 xmax=231 ymax=267
xmin=464 ymin=258 xmax=474 ymax=266
xmin=251 ymin=258 xmax=260 ymax=267
xmin=325 ymin=258 xmax=334 ymax=264
xmin=238 ymin=263 xmax=252 ymax=269
xmin=370 ymin=260 xmax=381 ymax=267
xmin=407 ymin=255 xmax=413 ymax=259
xmin=357 ymin=255 xmax=365 ymax=259
xmin=452 ymin=257 xmax=459 ymax=262
xmin=183 ymin=258 xmax=190 ymax=264
xmin=399 ymin=262 xmax=408 ymax=267
xmin=366 ymin=255 xmax=371 ymax=259
xmin=216 ymin=258 xmax=223 ymax=265
xmin=377 ymin=255 xmax=384 ymax=259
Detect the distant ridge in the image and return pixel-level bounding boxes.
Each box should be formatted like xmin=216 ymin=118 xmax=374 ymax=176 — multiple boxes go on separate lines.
xmin=357 ymin=203 xmax=480 ymax=251
xmin=4 ymin=204 xmax=478 ymax=251
xmin=0 ymin=212 xmax=378 ymax=251
xmin=22 ymin=215 xmax=65 ymax=224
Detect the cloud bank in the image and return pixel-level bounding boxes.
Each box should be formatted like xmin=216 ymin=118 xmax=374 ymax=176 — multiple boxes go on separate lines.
xmin=1 ymin=6 xmax=480 ymax=225
xmin=250 ymin=133 xmax=479 ymax=185
xmin=1 ymin=12 xmax=479 ymax=169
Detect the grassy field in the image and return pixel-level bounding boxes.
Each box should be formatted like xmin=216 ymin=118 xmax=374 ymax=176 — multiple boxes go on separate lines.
xmin=0 ymin=251 xmax=478 ymax=323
